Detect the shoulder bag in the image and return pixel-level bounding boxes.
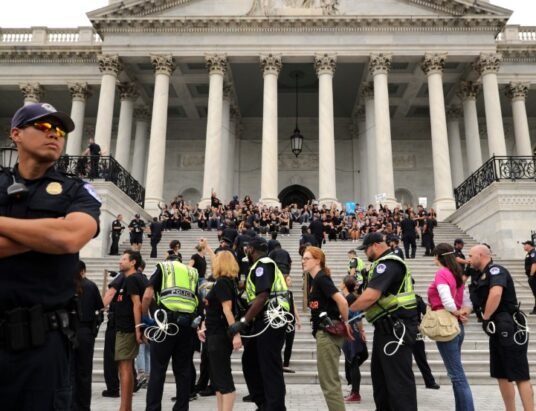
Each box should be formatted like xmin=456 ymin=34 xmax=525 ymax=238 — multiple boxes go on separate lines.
xmin=419 ymin=307 xmax=460 ymax=342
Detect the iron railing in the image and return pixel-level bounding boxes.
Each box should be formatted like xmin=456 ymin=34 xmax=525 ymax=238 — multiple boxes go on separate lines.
xmin=56 ymin=155 xmax=145 ymax=207
xmin=454 ymin=156 xmax=536 ymax=208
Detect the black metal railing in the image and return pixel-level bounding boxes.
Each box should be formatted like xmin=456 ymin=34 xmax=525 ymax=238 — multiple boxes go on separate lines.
xmin=56 ymin=155 xmax=145 ymax=207
xmin=454 ymin=156 xmax=536 ymax=208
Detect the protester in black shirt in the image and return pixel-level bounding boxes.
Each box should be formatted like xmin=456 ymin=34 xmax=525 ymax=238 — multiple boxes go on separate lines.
xmin=309 ymin=216 xmax=325 ymax=248
xmin=167 ymin=239 xmax=183 ymax=262
xmin=269 ymin=241 xmax=292 ymax=275
xmin=189 ymin=239 xmax=213 ymax=284
xmin=82 ymin=137 xmax=102 ymax=179
xmin=454 ymin=238 xmax=469 ymax=271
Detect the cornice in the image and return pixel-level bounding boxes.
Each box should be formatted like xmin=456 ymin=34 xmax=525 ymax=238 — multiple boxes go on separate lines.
xmin=498 ymin=46 xmax=536 ymax=63
xmin=0 ymin=48 xmax=100 ymax=64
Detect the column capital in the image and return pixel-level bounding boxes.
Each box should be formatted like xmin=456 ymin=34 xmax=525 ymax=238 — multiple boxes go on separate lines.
xmin=360 ymin=81 xmax=374 ymax=100
xmin=504 ymin=82 xmax=529 ymax=102
xmin=457 ymin=81 xmax=481 ymax=101
xmin=97 ymin=54 xmax=123 ymax=75
xmin=118 ymin=82 xmax=139 ymax=101
xmin=369 ymin=53 xmax=392 ymax=76
xmin=315 ymin=53 xmax=337 ymax=76
xmin=260 ymin=53 xmax=282 ymax=76
xmin=19 ymin=82 xmax=44 ymax=102
xmin=446 ymin=105 xmax=463 ymax=120
xmin=473 ymin=53 xmax=502 ymax=76
xmin=223 ymin=81 xmax=234 ymax=99
xmin=150 ymin=54 xmax=175 ymax=76
xmin=67 ymin=82 xmax=92 ymax=101
xmin=205 ymin=54 xmax=227 ymax=75
xmin=134 ymin=105 xmax=151 ymax=122
xmin=421 ymin=53 xmax=448 ymax=76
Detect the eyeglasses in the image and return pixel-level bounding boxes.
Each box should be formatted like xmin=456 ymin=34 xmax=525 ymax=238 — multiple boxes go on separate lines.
xmin=302 ymin=256 xmax=314 ymax=261
xmin=26 ymin=122 xmax=67 ymax=138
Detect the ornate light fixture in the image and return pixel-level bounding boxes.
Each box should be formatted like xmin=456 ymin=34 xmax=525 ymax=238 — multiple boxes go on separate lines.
xmin=0 ymin=141 xmax=18 ymax=170
xmin=290 ymin=71 xmax=304 ymax=157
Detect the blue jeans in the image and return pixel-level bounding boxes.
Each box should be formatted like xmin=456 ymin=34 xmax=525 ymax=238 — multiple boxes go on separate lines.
xmin=436 ymin=325 xmax=474 ymax=411
xmin=136 ymin=342 xmax=151 ymax=375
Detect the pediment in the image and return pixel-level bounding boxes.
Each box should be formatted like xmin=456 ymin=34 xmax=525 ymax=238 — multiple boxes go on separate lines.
xmin=88 ymin=0 xmax=512 ymax=20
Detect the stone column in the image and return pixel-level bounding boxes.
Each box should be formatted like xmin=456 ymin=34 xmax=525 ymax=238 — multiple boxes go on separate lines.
xmin=229 ymin=106 xmax=240 ymax=200
xmin=474 ymin=53 xmax=507 ymax=157
xmin=114 ymin=82 xmax=138 ymax=169
xmin=315 ymin=54 xmax=338 ymax=206
xmin=361 ymin=82 xmax=376 ymax=205
xmin=94 ymin=55 xmax=122 ymax=155
xmin=421 ymin=53 xmax=455 ymax=220
xmin=446 ymin=105 xmax=465 ymax=187
xmin=144 ymin=55 xmax=175 ymax=215
xmin=66 ymin=82 xmax=92 ymax=155
xmin=260 ymin=54 xmax=282 ymax=207
xmin=200 ymin=54 xmax=227 ymax=209
xmin=19 ymin=83 xmax=44 ymax=105
xmin=458 ymin=81 xmax=483 ymax=174
xmin=369 ymin=54 xmax=396 ymax=206
xmin=354 ymin=106 xmax=368 ymax=205
xmin=504 ymin=82 xmax=533 ymax=156
xmin=220 ymin=83 xmax=233 ymax=204
xmin=131 ymin=106 xmax=150 ymax=184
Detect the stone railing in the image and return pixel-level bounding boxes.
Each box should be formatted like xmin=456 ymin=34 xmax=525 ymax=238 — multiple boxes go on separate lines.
xmin=497 ymin=25 xmax=536 ymax=43
xmin=0 ymin=27 xmax=101 ymax=45
xmin=454 ymin=156 xmax=536 ymax=208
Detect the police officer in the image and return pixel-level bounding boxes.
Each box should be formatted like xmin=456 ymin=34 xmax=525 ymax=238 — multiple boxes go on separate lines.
xmin=110 ymin=214 xmax=125 ymax=255
xmin=73 ymin=260 xmax=104 ymax=411
xmin=347 ymin=249 xmax=365 ymax=284
xmin=387 ymin=235 xmax=405 ymax=260
xmin=468 ymin=244 xmax=534 ymax=410
xmin=141 ymin=259 xmax=199 ymax=411
xmin=522 ymin=240 xmax=536 ymax=314
xmin=128 ymin=213 xmax=145 ymax=252
xmin=149 ymin=216 xmax=163 ymax=258
xmin=351 ymin=232 xmax=418 ymax=411
xmin=228 ymin=236 xmax=289 ymax=411
xmin=400 ymin=212 xmax=417 ymax=259
xmin=0 ymin=102 xmax=101 ymax=411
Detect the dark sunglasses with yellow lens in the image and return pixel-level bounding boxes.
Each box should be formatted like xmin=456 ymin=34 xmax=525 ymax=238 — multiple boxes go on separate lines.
xmin=25 ymin=121 xmax=67 ymax=138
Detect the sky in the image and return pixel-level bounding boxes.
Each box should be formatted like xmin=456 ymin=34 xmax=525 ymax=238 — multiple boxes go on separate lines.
xmin=0 ymin=0 xmax=533 ymax=28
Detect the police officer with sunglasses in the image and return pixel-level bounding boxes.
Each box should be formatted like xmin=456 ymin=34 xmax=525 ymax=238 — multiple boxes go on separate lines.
xmin=0 ymin=103 xmax=101 ymax=411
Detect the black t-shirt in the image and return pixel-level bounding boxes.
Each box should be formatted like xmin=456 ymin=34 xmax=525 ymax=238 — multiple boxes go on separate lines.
xmin=0 ymin=166 xmax=101 ymax=312
xmin=400 ymin=218 xmax=416 ymax=237
xmin=268 ymin=248 xmax=292 ymax=275
xmin=150 ymin=221 xmax=163 ymax=238
xmin=78 ymin=278 xmax=104 ymax=323
xmin=89 ymin=143 xmax=101 ymax=156
xmin=129 ymin=218 xmax=145 ymax=233
xmin=114 ymin=272 xmax=146 ymax=332
xmin=476 ymin=262 xmax=518 ymax=315
xmin=204 ymin=276 xmax=235 ymax=336
xmin=524 ymin=249 xmax=536 ymax=275
xmin=455 ymin=249 xmax=466 ymax=271
xmin=190 ymin=253 xmax=207 ymax=278
xmin=112 ymin=219 xmax=123 ymax=234
xmin=308 ymin=271 xmax=340 ymax=336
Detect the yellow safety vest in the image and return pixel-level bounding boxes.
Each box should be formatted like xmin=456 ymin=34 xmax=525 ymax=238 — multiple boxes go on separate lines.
xmin=157 ymin=261 xmax=199 ymax=314
xmin=246 ymin=257 xmax=290 ymax=311
xmin=348 ymin=257 xmax=365 ymax=283
xmin=364 ymin=254 xmax=417 ymax=323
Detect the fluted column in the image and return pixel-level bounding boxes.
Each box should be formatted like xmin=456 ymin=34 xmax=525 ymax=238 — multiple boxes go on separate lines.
xmin=446 ymin=106 xmax=465 ymax=187
xmin=94 ymin=55 xmax=122 ymax=155
xmin=131 ymin=106 xmax=150 ymax=184
xmin=114 ymin=82 xmax=138 ymax=169
xmin=20 ymin=83 xmax=44 ymax=105
xmin=66 ymin=82 xmax=92 ymax=155
xmin=504 ymin=82 xmax=533 ymax=156
xmin=369 ymin=54 xmax=396 ymax=206
xmin=421 ymin=53 xmax=455 ymax=220
xmin=316 ymin=54 xmax=337 ymax=206
xmin=458 ymin=81 xmax=483 ymax=174
xmin=354 ymin=106 xmax=368 ymax=205
xmin=228 ymin=106 xmax=239 ymax=200
xmin=260 ymin=54 xmax=282 ymax=207
xmin=144 ymin=55 xmax=175 ymax=215
xmin=474 ymin=53 xmax=507 ymax=157
xmin=361 ymin=82 xmax=376 ymax=205
xmin=220 ymin=83 xmax=233 ymax=204
xmin=200 ymin=54 xmax=227 ymax=209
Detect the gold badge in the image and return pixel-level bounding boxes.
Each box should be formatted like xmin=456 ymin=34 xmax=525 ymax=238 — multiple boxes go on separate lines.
xmin=46 ymin=182 xmax=63 ymax=195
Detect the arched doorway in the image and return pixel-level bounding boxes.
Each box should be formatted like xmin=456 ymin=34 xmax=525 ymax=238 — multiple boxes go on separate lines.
xmin=278 ymin=185 xmax=316 ymax=208
xmin=180 ymin=188 xmax=201 ymax=205
xmin=395 ymin=188 xmax=414 ymax=208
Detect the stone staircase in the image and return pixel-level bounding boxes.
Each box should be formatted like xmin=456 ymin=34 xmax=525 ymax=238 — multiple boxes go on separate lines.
xmin=83 ymin=222 xmax=535 ymax=385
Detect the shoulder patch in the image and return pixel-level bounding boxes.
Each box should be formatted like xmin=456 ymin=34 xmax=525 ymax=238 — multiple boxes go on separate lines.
xmin=531 ymin=252 xmax=535 ymax=258
xmin=83 ymin=183 xmax=101 ymax=203
xmin=490 ymin=267 xmax=501 ymax=276
xmin=255 ymin=267 xmax=264 ymax=277
xmin=376 ymin=263 xmax=387 ymax=274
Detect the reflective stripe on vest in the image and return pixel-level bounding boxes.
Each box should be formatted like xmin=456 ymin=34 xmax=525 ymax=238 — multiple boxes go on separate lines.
xmin=246 ymin=257 xmax=290 ymax=311
xmin=365 ymin=254 xmax=416 ymax=323
xmin=157 ymin=261 xmax=199 ymax=313
xmin=348 ymin=257 xmax=365 ymax=282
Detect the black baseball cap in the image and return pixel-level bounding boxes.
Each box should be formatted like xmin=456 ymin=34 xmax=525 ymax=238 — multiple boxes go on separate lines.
xmin=454 ymin=238 xmax=464 ymax=245
xmin=357 ymin=232 xmax=385 ymax=250
xmin=247 ymin=236 xmax=268 ymax=252
xmin=522 ymin=240 xmax=534 ymax=247
xmin=387 ymin=234 xmax=400 ymax=243
xmin=11 ymin=102 xmax=75 ymax=133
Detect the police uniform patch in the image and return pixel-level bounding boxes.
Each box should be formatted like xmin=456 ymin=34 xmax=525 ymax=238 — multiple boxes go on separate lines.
xmin=490 ymin=267 xmax=501 ymax=276
xmin=46 ymin=182 xmax=62 ymax=195
xmin=255 ymin=267 xmax=264 ymax=277
xmin=83 ymin=183 xmax=101 ymax=203
xmin=376 ymin=263 xmax=387 ymax=274
xmin=531 ymin=252 xmax=536 ymax=258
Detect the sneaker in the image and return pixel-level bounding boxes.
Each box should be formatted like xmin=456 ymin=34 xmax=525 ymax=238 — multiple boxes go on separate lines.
xmin=426 ymin=383 xmax=440 ymax=390
xmin=344 ymin=393 xmax=362 ymax=403
xmin=283 ymin=367 xmax=296 ymax=373
xmin=102 ymin=390 xmax=120 ymax=398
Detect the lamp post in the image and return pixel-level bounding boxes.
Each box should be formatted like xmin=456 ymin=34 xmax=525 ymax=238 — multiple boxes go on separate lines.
xmin=0 ymin=142 xmax=18 ymax=170
xmin=290 ymin=71 xmax=304 ymax=157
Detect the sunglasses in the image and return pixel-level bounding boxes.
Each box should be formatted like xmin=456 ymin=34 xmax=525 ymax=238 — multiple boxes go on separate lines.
xmin=26 ymin=122 xmax=67 ymax=138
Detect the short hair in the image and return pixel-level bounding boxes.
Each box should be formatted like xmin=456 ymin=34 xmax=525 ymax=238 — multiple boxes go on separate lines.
xmin=212 ymin=250 xmax=239 ymax=279
xmin=347 ymin=249 xmax=357 ymax=255
xmin=123 ymin=249 xmax=142 ymax=270
xmin=169 ymin=239 xmax=181 ymax=249
xmin=78 ymin=260 xmax=86 ymax=273
xmin=343 ymin=275 xmax=357 ymax=293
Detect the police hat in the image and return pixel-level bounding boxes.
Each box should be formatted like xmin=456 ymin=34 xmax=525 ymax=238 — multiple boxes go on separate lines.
xmin=454 ymin=238 xmax=464 ymax=245
xmin=11 ymin=102 xmax=75 ymax=133
xmin=247 ymin=236 xmax=268 ymax=252
xmin=387 ymin=234 xmax=400 ymax=244
xmin=522 ymin=240 xmax=534 ymax=247
xmin=357 ymin=232 xmax=385 ymax=250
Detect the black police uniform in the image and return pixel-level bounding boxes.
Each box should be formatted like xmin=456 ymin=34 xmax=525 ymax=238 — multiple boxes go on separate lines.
xmin=73 ymin=277 xmax=104 ymax=411
xmin=391 ymin=246 xmax=405 ymax=260
xmin=0 ymin=166 xmax=100 ymax=411
xmin=149 ymin=220 xmax=163 ymax=258
xmin=242 ymin=259 xmax=287 ymax=411
xmin=399 ymin=217 xmax=416 ymax=259
xmin=524 ymin=248 xmax=536 ymax=310
xmin=128 ymin=217 xmax=145 ymax=245
xmin=110 ymin=219 xmax=124 ymax=255
xmin=476 ymin=262 xmax=530 ymax=381
xmin=367 ymin=250 xmax=418 ymax=411
xmin=88 ymin=142 xmax=101 ymax=179
xmin=422 ymin=217 xmax=435 ymax=256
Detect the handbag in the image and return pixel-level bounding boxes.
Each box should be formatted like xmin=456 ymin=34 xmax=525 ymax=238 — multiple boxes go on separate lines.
xmin=419 ymin=308 xmax=460 ymax=342
xmin=324 ymin=320 xmax=351 ymax=339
